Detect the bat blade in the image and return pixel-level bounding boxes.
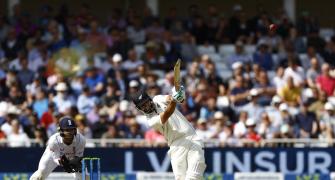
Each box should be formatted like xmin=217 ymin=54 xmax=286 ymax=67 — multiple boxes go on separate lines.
xmin=174 ymin=59 xmax=181 ymax=91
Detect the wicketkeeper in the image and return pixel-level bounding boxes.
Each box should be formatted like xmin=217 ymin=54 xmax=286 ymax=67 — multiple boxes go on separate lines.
xmin=30 ymin=116 xmax=86 ymax=180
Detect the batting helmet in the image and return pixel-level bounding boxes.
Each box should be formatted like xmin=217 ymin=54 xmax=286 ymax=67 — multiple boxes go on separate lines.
xmin=132 ymin=91 xmax=156 ymax=114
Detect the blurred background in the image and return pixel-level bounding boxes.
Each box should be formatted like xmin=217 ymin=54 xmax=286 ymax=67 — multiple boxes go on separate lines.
xmin=1 ymin=0 xmax=335 ymax=179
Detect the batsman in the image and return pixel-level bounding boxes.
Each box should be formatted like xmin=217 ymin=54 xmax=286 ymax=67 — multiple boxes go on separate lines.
xmin=132 ymin=59 xmax=206 ymax=180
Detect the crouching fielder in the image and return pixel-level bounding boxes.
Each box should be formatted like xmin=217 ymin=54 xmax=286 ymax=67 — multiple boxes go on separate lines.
xmin=30 ymin=116 xmax=86 ymax=180
xmin=133 ymin=86 xmax=206 ymax=180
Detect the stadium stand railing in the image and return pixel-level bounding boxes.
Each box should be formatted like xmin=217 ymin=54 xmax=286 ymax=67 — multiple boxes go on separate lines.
xmin=0 ymin=138 xmax=334 ymax=148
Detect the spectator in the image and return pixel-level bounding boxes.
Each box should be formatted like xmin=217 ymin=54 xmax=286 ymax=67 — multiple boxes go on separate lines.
xmin=46 ymin=113 xmax=61 ymax=137
xmin=7 ymin=85 xmax=25 ymax=105
xmin=7 ymin=120 xmax=31 ymax=147
xmin=266 ymin=95 xmax=283 ymax=129
xmin=283 ymin=58 xmax=305 ymax=87
xmin=323 ymin=38 xmax=335 ymax=67
xmin=32 ymin=127 xmax=46 ymax=147
xmin=84 ymin=67 xmax=105 ymax=95
xmin=229 ymin=75 xmax=250 ymax=108
xmin=101 ymin=123 xmax=121 ymax=147
xmin=233 ymin=111 xmax=248 ymax=138
xmin=309 ymin=90 xmax=328 ymax=119
xmin=319 ymin=102 xmax=335 ymax=140
xmin=75 ymin=114 xmax=92 ymax=139
xmin=122 ymin=49 xmax=144 ymax=79
xmin=301 ymin=46 xmax=324 ymax=70
xmin=145 ymin=18 xmax=165 ymax=42
xmin=127 ymin=16 xmax=146 ymax=44
xmin=244 ymin=118 xmax=261 ymax=145
xmin=1 ymin=27 xmax=24 ymax=60
xmin=40 ymin=102 xmax=56 ymax=129
xmin=287 ymin=27 xmax=306 ymax=53
xmin=253 ymin=70 xmax=277 ymax=106
xmin=77 ymin=86 xmax=97 ymax=114
xmin=257 ymin=26 xmax=283 ymax=53
xmin=252 ymin=42 xmax=274 ymax=70
xmin=0 ymin=14 xmax=10 ymax=42
xmin=316 ymin=63 xmax=335 ymax=96
xmin=52 ymin=82 xmax=75 ymax=114
xmin=195 ymin=118 xmax=214 ymax=140
xmin=180 ymin=32 xmax=198 ymax=62
xmin=241 ymin=88 xmax=264 ymax=121
xmin=101 ymin=81 xmax=121 ymax=107
xmin=199 ymin=97 xmax=217 ymax=120
xmin=306 ymin=57 xmax=320 ymax=88
xmin=216 ymin=82 xmax=230 ymax=109
xmin=218 ymin=121 xmax=240 ymax=146
xmin=17 ymin=58 xmax=35 ymax=91
xmin=228 ymin=41 xmax=252 ymax=68
xmin=91 ymin=108 xmax=109 ymax=138
xmin=0 ymin=129 xmax=5 ymax=140
xmin=278 ymin=76 xmax=302 ymax=106
xmin=32 ymin=89 xmax=48 ymax=118
xmin=144 ymin=128 xmax=166 ymax=147
xmin=294 ymin=101 xmax=318 ymax=138
xmin=9 ymin=50 xmax=27 ymax=71
xmin=257 ymin=112 xmax=278 ymax=139
xmin=125 ymin=120 xmax=143 ymax=139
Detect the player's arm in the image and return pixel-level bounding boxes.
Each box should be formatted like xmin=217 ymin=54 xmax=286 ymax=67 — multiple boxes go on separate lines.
xmin=47 ymin=137 xmax=62 ymax=165
xmin=160 ymin=96 xmax=177 ymax=124
xmin=160 ymin=86 xmax=185 ymax=124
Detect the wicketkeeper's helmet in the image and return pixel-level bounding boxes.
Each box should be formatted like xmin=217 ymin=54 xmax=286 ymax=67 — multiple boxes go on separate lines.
xmin=58 ymin=116 xmax=77 ymax=137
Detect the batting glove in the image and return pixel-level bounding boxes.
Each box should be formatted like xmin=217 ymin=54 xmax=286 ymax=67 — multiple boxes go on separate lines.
xmin=172 ymin=86 xmax=185 ymax=103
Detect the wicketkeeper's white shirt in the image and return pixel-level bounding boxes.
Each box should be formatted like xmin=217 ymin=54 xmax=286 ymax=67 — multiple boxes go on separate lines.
xmin=147 ymin=95 xmax=201 ymax=146
xmin=47 ymin=132 xmax=86 ymax=165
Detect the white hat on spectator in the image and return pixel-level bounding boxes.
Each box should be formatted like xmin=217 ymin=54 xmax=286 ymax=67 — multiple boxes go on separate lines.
xmin=280 ymin=124 xmax=290 ymax=134
xmin=0 ymin=101 xmax=8 ymax=117
xmin=271 ymin=95 xmax=282 ymax=104
xmin=7 ymin=105 xmax=21 ymax=114
xmin=325 ymin=102 xmax=334 ymax=111
xmin=55 ymin=82 xmax=67 ymax=91
xmin=201 ymin=54 xmax=210 ymax=61
xmin=328 ymin=96 xmax=335 ymax=106
xmin=279 ymin=103 xmax=289 ymax=111
xmin=197 ymin=118 xmax=207 ymax=124
xmin=250 ymin=88 xmax=259 ymax=96
xmin=232 ymin=61 xmax=243 ymax=70
xmin=303 ymin=88 xmax=314 ymax=98
xmin=98 ymin=107 xmax=109 ymax=116
xmin=119 ymin=100 xmax=129 ymax=112
xmin=129 ymin=80 xmax=139 ymax=88
xmin=112 ymin=53 xmax=122 ymax=63
xmin=245 ymin=118 xmax=256 ymax=126
xmin=214 ymin=111 xmax=224 ymax=119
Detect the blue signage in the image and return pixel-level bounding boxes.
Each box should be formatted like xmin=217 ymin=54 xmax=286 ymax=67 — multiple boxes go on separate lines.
xmin=0 ymin=148 xmax=335 ymax=174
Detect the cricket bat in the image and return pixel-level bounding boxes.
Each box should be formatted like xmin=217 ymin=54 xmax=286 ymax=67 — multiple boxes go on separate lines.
xmin=174 ymin=59 xmax=181 ymax=91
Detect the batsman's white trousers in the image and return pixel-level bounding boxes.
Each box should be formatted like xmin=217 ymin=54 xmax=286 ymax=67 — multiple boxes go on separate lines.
xmin=29 ymin=148 xmax=80 ymax=180
xmin=168 ymin=138 xmax=206 ymax=180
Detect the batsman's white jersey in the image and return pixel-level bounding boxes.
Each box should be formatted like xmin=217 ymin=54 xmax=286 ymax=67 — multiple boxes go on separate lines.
xmin=30 ymin=132 xmax=86 ymax=180
xmin=147 ymin=95 xmax=206 ymax=180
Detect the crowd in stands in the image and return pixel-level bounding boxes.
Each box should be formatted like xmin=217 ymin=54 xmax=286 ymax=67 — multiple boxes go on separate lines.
xmin=1 ymin=3 xmax=335 ymax=147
